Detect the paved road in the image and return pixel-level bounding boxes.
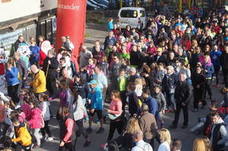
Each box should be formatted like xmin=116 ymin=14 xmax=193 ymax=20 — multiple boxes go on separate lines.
xmin=38 ymin=23 xmax=225 ymax=151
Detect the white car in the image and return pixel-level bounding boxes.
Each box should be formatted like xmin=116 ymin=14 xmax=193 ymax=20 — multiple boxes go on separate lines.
xmin=118 ymin=7 xmax=147 ymax=29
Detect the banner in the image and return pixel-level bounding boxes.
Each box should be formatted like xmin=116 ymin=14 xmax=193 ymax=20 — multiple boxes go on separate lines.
xmin=56 ymin=0 xmax=87 ymax=70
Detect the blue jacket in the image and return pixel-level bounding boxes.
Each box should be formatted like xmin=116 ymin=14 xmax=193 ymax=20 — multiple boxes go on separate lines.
xmin=210 ymin=50 xmax=222 ymax=67
xmin=29 ymin=45 xmax=40 ymax=65
xmin=204 ymin=63 xmax=214 ymax=79
xmin=107 ymin=21 xmax=114 ymax=31
xmin=144 ymin=96 xmax=158 ymax=115
xmin=5 ymin=67 xmax=20 ymax=86
xmin=88 ymin=86 xmax=103 ymax=110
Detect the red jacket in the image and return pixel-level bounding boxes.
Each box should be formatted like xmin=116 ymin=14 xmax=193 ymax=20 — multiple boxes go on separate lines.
xmin=39 ymin=50 xmax=47 ymax=67
xmin=0 ymin=64 xmax=5 ymax=75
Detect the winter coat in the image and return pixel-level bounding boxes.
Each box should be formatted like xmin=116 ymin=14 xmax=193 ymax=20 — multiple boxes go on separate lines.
xmin=162 ymin=73 xmax=178 ymax=94
xmin=104 ymin=36 xmax=117 ymax=50
xmin=204 ymin=63 xmax=215 ymax=79
xmin=0 ymin=58 xmax=7 ymax=75
xmin=153 ymin=92 xmax=166 ymax=111
xmin=210 ymin=50 xmax=222 ymax=67
xmin=43 ymin=57 xmax=59 ymax=80
xmin=130 ymin=51 xmax=143 ymax=67
xmin=5 ymin=67 xmax=20 ymax=86
xmin=88 ymin=86 xmax=103 ymax=110
xmin=71 ymin=95 xmax=88 ymax=121
xmin=12 ymin=124 xmax=32 ymax=147
xmin=192 ymin=73 xmax=206 ymax=89
xmin=174 ymin=81 xmax=191 ymax=104
xmin=40 ymin=101 xmax=51 ymax=121
xmin=144 ymin=96 xmax=158 ymax=115
xmin=21 ymin=103 xmax=31 ymax=120
xmin=107 ymin=21 xmax=114 ymax=31
xmin=29 ymin=45 xmax=40 ymax=65
xmin=31 ymin=70 xmax=47 ymax=93
xmin=128 ymin=91 xmax=141 ymax=115
xmin=28 ymin=107 xmax=44 ymax=129
xmin=59 ymin=88 xmax=74 ymax=108
xmin=39 ymin=50 xmax=47 ymax=67
xmin=139 ymin=112 xmax=157 ymax=140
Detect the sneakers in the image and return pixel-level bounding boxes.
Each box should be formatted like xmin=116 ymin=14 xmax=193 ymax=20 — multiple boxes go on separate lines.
xmin=96 ymin=127 xmax=105 ymax=134
xmin=83 ymin=140 xmax=91 ymax=147
xmin=47 ymin=137 xmax=54 ymax=141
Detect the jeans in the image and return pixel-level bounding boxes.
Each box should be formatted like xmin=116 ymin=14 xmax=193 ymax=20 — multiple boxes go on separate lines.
xmin=166 ymin=93 xmax=176 ymax=110
xmin=204 ymin=79 xmax=212 ymax=99
xmin=33 ymin=128 xmax=42 ymax=146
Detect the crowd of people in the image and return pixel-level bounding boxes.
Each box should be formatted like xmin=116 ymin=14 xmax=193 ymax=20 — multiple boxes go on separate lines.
xmin=0 ymin=7 xmax=228 ymax=151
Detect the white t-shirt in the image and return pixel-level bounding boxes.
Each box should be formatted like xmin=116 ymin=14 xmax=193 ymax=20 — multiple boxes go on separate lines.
xmin=131 ymin=140 xmax=153 ymax=151
xmin=158 ymin=141 xmax=170 ymax=151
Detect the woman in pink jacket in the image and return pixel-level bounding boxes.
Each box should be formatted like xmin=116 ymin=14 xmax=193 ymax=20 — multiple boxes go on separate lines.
xmin=59 ymin=107 xmax=74 ymax=151
xmin=106 ymin=90 xmax=124 ymax=141
xmin=28 ymin=101 xmax=44 ymax=147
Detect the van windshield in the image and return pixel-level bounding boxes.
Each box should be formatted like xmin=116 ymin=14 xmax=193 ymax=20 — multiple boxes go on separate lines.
xmin=120 ymin=10 xmax=138 ymax=18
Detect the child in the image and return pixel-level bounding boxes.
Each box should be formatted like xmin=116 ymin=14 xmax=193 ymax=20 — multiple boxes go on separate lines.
xmin=107 ymin=18 xmax=114 ymax=31
xmin=39 ymin=94 xmax=53 ymax=141
xmin=28 ymin=101 xmax=44 ymax=147
xmin=19 ymin=91 xmax=31 ymax=121
xmin=57 ymin=79 xmax=74 ymax=136
xmin=86 ymin=58 xmax=96 ymax=77
xmin=29 ymin=37 xmax=40 ymax=65
xmin=11 ymin=118 xmax=32 ymax=151
xmin=59 ymin=107 xmax=74 ymax=151
xmin=99 ymin=56 xmax=109 ymax=76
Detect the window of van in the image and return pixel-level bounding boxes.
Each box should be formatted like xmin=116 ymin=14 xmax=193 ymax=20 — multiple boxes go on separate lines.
xmin=120 ymin=10 xmax=138 ymax=18
xmin=140 ymin=10 xmax=145 ymax=17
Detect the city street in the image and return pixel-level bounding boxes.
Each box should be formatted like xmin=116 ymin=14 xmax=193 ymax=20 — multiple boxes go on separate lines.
xmin=38 ymin=23 xmax=225 ymax=151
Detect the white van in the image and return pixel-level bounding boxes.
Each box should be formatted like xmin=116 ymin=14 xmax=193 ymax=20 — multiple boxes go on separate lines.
xmin=118 ymin=7 xmax=147 ymax=29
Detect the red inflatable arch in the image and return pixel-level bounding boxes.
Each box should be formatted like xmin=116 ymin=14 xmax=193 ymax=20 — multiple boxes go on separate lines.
xmin=56 ymin=0 xmax=87 ymax=71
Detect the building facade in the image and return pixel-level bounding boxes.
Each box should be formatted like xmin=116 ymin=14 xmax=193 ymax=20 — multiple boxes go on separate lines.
xmin=0 ymin=0 xmax=57 ymax=53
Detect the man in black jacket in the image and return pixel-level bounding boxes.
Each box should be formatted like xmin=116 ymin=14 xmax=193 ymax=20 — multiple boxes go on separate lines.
xmin=171 ymin=73 xmax=191 ymax=129
xmin=43 ymin=49 xmax=59 ymax=98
